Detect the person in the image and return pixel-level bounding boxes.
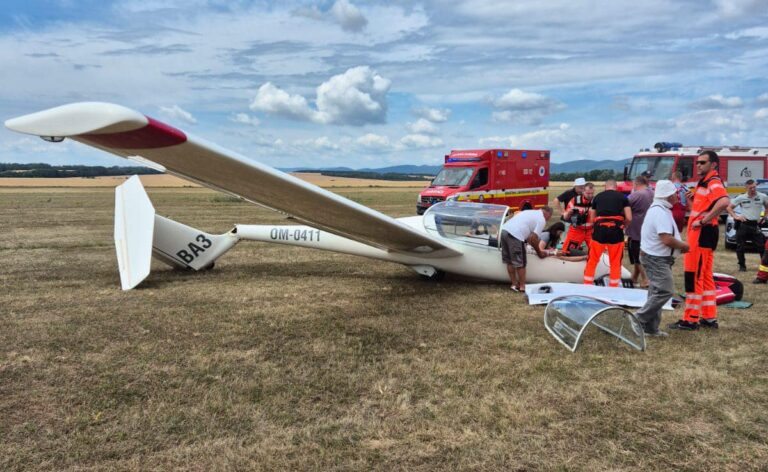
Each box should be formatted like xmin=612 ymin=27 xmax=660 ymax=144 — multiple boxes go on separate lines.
xmin=753 ymin=243 xmax=768 ymax=284
xmin=561 ymin=182 xmax=594 ymax=255
xmin=669 ymin=151 xmax=731 ymax=331
xmin=626 ymin=175 xmax=654 ymax=287
xmin=583 ymin=179 xmax=631 ymax=287
xmin=634 ymin=180 xmax=690 ymax=337
xmin=552 ymin=177 xmax=586 ymax=215
xmin=538 ymin=221 xmax=566 ymax=252
xmin=500 ymin=206 xmax=553 ymax=291
xmin=670 ymin=171 xmax=689 ymax=232
xmin=726 ymin=179 xmax=768 ymax=271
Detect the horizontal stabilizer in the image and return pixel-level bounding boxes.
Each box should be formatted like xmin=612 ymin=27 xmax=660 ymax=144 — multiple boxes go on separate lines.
xmin=152 ymin=215 xmax=238 ymax=271
xmin=114 ymin=176 xmax=154 ymax=290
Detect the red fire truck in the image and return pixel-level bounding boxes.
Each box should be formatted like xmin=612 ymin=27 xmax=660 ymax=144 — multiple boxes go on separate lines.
xmin=417 ymin=148 xmax=550 ymax=214
xmin=620 ymin=142 xmax=768 ymax=195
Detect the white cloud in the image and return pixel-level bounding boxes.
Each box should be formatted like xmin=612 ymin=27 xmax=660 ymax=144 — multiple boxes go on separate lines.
xmin=158 ymin=104 xmax=197 ymax=124
xmin=414 ymin=107 xmax=450 ymax=122
xmin=398 ymin=134 xmax=444 ymax=149
xmin=250 ymin=66 xmax=391 ymax=126
xmin=725 ymin=26 xmax=768 ymax=40
xmin=356 ymin=133 xmax=391 ymax=149
xmin=755 ymin=108 xmax=768 ymax=119
xmin=479 ymin=123 xmax=572 ymax=148
xmin=757 ymin=93 xmax=768 ymax=104
xmin=689 ymin=94 xmax=743 ymax=110
xmin=331 ymin=0 xmax=368 ymax=33
xmin=294 ymin=136 xmax=340 ymax=150
xmin=714 ymin=0 xmax=768 ymax=17
xmin=408 ymin=118 xmax=439 ymax=135
xmin=491 ymin=88 xmax=565 ymax=124
xmin=231 ymin=113 xmax=260 ymax=126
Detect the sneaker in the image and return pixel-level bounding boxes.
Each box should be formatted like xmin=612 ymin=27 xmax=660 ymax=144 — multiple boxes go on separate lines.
xmin=739 ymin=265 xmax=747 ymax=272
xmin=754 ymin=278 xmax=767 ymax=284
xmin=700 ymin=318 xmax=719 ymax=329
xmin=667 ymin=320 xmax=700 ymax=331
xmin=644 ymin=330 xmax=669 ymax=338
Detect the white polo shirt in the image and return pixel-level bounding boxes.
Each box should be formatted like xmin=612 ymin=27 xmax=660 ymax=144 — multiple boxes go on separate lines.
xmin=502 ymin=209 xmax=546 ymax=241
xmin=640 ymin=201 xmax=681 ymax=257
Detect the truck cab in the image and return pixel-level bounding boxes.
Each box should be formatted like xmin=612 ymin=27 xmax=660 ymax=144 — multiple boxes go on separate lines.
xmin=417 ymin=149 xmax=549 ymax=214
xmin=620 ymin=142 xmax=768 ymax=195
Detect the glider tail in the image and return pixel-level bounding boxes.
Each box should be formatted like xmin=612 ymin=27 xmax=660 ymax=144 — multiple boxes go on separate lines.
xmin=115 ymin=176 xmax=239 ymax=290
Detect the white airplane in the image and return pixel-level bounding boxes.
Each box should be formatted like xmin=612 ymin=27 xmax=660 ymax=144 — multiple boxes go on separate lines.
xmin=5 ymin=102 xmax=623 ymax=290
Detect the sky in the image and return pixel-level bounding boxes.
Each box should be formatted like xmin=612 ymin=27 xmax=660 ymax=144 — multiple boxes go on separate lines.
xmin=2 ymin=0 xmax=768 ymax=169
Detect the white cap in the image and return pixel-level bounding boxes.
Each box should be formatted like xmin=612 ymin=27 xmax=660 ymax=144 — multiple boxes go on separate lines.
xmin=573 ymin=177 xmax=586 ymax=186
xmin=654 ymin=180 xmax=676 ymax=199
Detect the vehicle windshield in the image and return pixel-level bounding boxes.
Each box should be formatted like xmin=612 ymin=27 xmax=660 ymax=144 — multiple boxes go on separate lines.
xmin=628 ymin=156 xmax=675 ymax=181
xmin=423 ymin=201 xmax=508 ymax=247
xmin=432 ymin=167 xmax=475 ymax=187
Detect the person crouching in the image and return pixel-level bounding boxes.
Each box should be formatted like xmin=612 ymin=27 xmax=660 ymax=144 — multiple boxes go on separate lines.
xmin=634 ymin=180 xmax=690 ymax=337
xmin=500 ymin=206 xmax=554 ymax=291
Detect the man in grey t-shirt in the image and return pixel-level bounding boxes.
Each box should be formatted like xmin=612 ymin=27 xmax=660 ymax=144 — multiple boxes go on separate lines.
xmin=727 ymin=179 xmax=768 ymax=271
xmin=627 ymin=175 xmax=654 ymax=287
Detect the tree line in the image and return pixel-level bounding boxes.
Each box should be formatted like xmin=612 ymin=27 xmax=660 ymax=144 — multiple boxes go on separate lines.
xmin=0 ymin=163 xmax=162 ymax=178
xmin=550 ymin=169 xmax=623 ymax=182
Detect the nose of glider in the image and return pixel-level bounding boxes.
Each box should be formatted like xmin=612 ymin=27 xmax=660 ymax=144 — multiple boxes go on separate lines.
xmin=4 ymin=101 xmax=148 ymax=137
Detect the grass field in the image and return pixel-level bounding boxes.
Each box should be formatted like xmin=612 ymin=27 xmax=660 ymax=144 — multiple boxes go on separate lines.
xmin=2 ymin=185 xmax=768 ymax=471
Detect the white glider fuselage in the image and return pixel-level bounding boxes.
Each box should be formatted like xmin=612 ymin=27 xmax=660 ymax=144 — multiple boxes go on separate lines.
xmin=234 ymin=217 xmax=605 ymax=283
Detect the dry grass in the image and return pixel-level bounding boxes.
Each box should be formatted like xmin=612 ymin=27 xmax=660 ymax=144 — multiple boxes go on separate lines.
xmin=2 ymin=186 xmax=768 ymax=471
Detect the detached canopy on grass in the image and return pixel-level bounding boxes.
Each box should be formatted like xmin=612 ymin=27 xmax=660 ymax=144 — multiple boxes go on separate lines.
xmin=544 ymin=296 xmax=646 ymax=352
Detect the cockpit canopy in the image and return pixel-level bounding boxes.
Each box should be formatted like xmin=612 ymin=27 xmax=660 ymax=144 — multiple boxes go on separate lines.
xmin=423 ymin=201 xmax=509 ymax=247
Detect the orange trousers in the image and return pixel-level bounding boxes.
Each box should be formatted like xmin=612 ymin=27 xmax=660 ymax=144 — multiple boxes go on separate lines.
xmin=683 ymin=228 xmax=716 ymax=322
xmin=583 ymin=240 xmax=623 ymax=287
xmin=562 ymin=225 xmax=592 ymax=255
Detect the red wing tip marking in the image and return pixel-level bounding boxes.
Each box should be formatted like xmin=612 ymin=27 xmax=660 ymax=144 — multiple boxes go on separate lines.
xmin=79 ymin=116 xmax=187 ymax=149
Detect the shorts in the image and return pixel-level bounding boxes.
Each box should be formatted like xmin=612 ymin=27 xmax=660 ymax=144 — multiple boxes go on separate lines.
xmin=501 ymin=230 xmax=527 ymax=268
xmin=628 ymin=238 xmax=641 ymax=265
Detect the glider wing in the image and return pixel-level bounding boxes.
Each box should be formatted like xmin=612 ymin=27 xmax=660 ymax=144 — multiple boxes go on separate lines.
xmin=6 ymin=102 xmax=461 ymax=258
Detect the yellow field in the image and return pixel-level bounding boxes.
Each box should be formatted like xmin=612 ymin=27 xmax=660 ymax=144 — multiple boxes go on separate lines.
xmin=0 ymin=173 xmax=432 ymax=189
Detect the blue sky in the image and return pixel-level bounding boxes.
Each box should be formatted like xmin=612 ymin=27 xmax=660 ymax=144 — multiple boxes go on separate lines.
xmin=2 ymin=0 xmax=768 ymax=168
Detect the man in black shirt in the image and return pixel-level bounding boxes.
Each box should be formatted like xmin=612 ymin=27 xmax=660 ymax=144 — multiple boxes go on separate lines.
xmin=583 ymin=179 xmax=632 ymax=287
xmin=552 ymin=177 xmax=586 ymax=216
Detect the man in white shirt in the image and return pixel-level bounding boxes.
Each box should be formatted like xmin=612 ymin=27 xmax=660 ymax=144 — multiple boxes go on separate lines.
xmin=635 ymin=181 xmax=690 ymax=337
xmin=500 ymin=206 xmax=553 ymax=291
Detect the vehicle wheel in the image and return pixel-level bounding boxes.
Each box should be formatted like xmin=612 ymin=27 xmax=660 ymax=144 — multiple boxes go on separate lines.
xmin=420 ymin=269 xmax=446 ymax=281
xmin=724 ymin=239 xmax=736 ymax=250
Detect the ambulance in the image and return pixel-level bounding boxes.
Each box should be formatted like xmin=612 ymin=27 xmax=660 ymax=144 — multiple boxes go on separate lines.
xmin=620 ymin=142 xmax=768 ymax=195
xmin=417 ymin=149 xmax=550 ymax=214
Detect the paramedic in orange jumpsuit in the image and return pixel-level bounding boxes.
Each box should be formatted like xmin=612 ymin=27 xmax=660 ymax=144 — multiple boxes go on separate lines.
xmin=562 ymin=182 xmax=594 ymax=255
xmin=583 ymin=180 xmax=632 ymax=287
xmin=668 ymin=151 xmax=731 ymax=331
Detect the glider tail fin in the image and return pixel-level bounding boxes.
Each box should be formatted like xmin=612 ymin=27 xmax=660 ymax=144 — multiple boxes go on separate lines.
xmin=114 ymin=176 xmax=239 ymax=290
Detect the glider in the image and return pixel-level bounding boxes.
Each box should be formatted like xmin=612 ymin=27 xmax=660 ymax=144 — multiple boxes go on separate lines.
xmin=5 ymin=102 xmax=622 ymax=290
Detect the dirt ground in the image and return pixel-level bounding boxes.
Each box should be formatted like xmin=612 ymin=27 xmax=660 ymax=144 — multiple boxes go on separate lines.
xmin=2 ymin=185 xmax=766 ymax=471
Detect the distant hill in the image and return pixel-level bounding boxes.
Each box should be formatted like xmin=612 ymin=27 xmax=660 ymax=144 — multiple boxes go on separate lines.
xmin=551 ymin=159 xmax=631 ymax=174
xmin=282 ymin=160 xmax=629 ymax=176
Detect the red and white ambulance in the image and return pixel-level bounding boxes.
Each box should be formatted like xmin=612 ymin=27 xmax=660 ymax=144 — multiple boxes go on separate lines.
xmin=417 ymin=148 xmax=550 ymax=214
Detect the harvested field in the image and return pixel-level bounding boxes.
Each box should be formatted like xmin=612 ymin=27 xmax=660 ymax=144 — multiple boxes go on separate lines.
xmin=2 ymin=186 xmax=767 ymax=471
xmin=0 ymin=172 xmax=431 ymax=189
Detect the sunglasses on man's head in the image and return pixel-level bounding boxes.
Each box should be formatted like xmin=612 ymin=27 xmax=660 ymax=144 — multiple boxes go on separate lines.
xmin=696 ymin=160 xmax=709 ymax=165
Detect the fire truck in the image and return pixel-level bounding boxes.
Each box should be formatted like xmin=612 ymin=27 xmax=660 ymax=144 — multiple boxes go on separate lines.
xmin=620 ymin=142 xmax=768 ymax=195
xmin=417 ymin=149 xmax=550 ymax=214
